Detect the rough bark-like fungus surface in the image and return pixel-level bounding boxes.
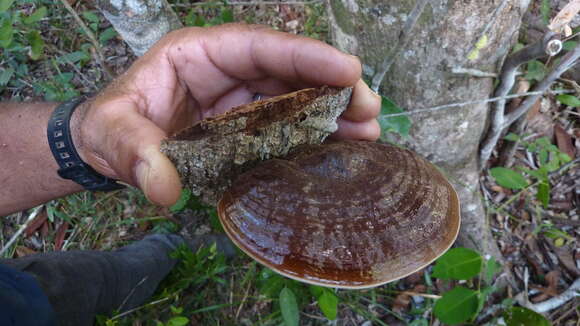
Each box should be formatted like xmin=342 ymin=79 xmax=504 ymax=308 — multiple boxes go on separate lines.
xmin=160 ymin=86 xmax=352 ymax=205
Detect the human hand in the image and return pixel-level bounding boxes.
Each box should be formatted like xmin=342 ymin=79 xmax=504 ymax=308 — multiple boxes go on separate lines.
xmin=73 ymin=24 xmax=381 ymax=206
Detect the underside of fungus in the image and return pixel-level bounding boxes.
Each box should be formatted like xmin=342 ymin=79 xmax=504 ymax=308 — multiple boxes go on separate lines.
xmin=161 ymin=86 xmax=460 ymax=289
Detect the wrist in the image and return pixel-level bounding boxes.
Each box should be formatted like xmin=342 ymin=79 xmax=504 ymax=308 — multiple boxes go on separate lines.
xmin=69 ymin=97 xmax=92 ymax=164
xmin=47 ymin=97 xmax=124 ymax=192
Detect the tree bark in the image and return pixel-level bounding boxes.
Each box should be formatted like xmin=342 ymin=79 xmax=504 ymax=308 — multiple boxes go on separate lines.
xmin=96 ymin=0 xmax=182 ymax=56
xmin=327 ymin=0 xmax=531 ymax=259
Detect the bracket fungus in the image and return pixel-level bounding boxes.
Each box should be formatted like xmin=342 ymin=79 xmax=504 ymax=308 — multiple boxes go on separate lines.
xmin=162 ymin=86 xmax=460 ymax=289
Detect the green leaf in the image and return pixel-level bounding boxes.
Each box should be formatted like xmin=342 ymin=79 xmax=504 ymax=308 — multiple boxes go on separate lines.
xmin=309 ymin=285 xmax=324 ymax=299
xmin=434 ymin=286 xmax=479 ymax=325
xmin=0 ymin=17 xmax=13 ymax=48
xmin=476 ymin=286 xmax=496 ymax=320
xmin=504 ymin=307 xmax=551 ymax=326
xmin=378 ymin=95 xmax=411 ymax=138
xmin=0 ymin=67 xmax=14 ymax=86
xmin=99 ymin=27 xmax=117 ymax=43
xmin=503 ymin=133 xmax=520 ymax=141
xmin=318 ymin=290 xmax=338 ymax=320
xmin=221 ymin=8 xmax=234 ymax=23
xmin=170 ymin=189 xmax=192 ymax=213
xmin=518 ymin=167 xmax=546 ymax=180
xmin=484 ymin=256 xmax=501 ymax=285
xmin=525 ymin=60 xmax=546 ymax=82
xmin=27 ymin=30 xmax=44 ymax=60
xmin=280 ymin=287 xmax=299 ymax=326
xmin=23 ymin=6 xmax=47 ymax=25
xmin=540 ymin=0 xmax=550 ymax=25
xmin=82 ymin=11 xmax=100 ymax=23
xmin=166 ymin=316 xmax=189 ymax=326
xmin=563 ymin=41 xmax=578 ymax=51
xmin=490 ymin=167 xmax=528 ymax=189
xmin=432 ymin=248 xmax=483 ymax=280
xmin=169 ymin=305 xmax=183 ymax=315
xmin=0 ymin=0 xmax=14 ymax=12
xmin=56 ymin=51 xmax=90 ymax=65
xmin=556 ymin=94 xmax=580 ymax=107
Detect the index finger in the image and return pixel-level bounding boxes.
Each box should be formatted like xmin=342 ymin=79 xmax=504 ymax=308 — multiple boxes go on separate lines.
xmin=168 ymin=24 xmax=362 ymax=89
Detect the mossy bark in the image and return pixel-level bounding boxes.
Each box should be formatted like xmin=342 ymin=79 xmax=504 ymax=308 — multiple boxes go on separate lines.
xmin=328 ymin=0 xmax=531 ymax=258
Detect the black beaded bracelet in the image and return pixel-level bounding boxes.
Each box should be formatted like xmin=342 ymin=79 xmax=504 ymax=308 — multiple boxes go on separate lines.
xmin=47 ymin=97 xmax=124 ymax=192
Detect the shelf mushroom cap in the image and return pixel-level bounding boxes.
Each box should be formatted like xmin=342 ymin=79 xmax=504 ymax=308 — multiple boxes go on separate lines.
xmin=218 ymin=140 xmax=461 ymax=289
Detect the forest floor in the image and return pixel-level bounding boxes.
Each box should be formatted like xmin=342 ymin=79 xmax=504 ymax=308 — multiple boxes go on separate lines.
xmin=0 ymin=0 xmax=578 ymax=325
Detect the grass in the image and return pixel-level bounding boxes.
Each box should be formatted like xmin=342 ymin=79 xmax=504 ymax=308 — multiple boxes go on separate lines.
xmin=1 ymin=1 xmax=578 ymax=325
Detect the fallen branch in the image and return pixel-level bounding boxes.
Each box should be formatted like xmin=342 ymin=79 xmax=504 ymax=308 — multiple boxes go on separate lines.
xmin=527 ymin=278 xmax=580 ymax=313
xmin=478 ymin=31 xmax=563 ymax=169
xmin=503 ymin=43 xmax=580 ymax=127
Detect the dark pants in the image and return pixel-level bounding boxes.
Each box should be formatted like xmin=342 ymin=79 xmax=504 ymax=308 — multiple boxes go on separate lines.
xmin=0 ymin=234 xmax=183 ymax=326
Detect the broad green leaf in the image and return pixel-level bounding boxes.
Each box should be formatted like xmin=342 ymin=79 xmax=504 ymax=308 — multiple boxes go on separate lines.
xmin=504 ymin=307 xmax=551 ymax=326
xmin=556 ymin=94 xmax=580 ymax=107
xmin=503 ymin=133 xmax=520 ymax=141
xmin=55 ymin=72 xmax=74 ymax=84
xmin=166 ymin=316 xmax=189 ymax=326
xmin=82 ymin=11 xmax=100 ymax=23
xmin=27 ymin=30 xmax=44 ymax=60
xmin=434 ymin=286 xmax=479 ymax=325
xmin=169 ymin=305 xmax=183 ymax=315
xmin=0 ymin=18 xmax=13 ymax=48
xmin=318 ymin=290 xmax=338 ymax=320
xmin=0 ymin=0 xmax=14 ymax=12
xmin=57 ymin=51 xmax=90 ymax=65
xmin=309 ymin=285 xmax=324 ymax=299
xmin=490 ymin=167 xmax=528 ymax=189
xmin=484 ymin=256 xmax=501 ymax=285
xmin=518 ymin=167 xmax=546 ymax=180
xmin=170 ymin=189 xmax=192 ymax=212
xmin=544 ymin=157 xmax=560 ymax=172
xmin=558 ymin=152 xmax=571 ymax=164
xmin=378 ymin=96 xmax=411 ymax=138
xmin=99 ymin=27 xmax=117 ymax=43
xmin=23 ymin=6 xmax=47 ymax=25
xmin=563 ymin=41 xmax=578 ymax=51
xmin=280 ymin=287 xmax=299 ymax=326
xmin=432 ymin=248 xmax=483 ymax=280
xmin=525 ymin=60 xmax=546 ymax=82
xmin=0 ymin=67 xmax=14 ymax=86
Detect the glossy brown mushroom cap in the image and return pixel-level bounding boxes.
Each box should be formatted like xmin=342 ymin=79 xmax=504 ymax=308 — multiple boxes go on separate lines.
xmin=218 ymin=141 xmax=460 ymax=289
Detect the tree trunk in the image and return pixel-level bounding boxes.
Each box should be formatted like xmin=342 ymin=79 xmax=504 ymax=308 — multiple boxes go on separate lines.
xmin=327 ymin=0 xmax=531 ymax=259
xmin=96 ymin=0 xmax=182 ymax=56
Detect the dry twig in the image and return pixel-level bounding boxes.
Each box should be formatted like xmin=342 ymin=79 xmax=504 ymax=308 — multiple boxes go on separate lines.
xmin=0 ymin=206 xmax=43 ymax=256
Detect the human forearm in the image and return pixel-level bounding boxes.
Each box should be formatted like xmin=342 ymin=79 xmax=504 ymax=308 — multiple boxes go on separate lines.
xmin=0 ymin=102 xmax=83 ymax=216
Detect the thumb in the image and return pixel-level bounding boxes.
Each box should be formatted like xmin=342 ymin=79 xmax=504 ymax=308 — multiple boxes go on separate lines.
xmin=134 ymin=143 xmax=182 ymax=207
xmin=83 ymin=105 xmax=182 ymax=206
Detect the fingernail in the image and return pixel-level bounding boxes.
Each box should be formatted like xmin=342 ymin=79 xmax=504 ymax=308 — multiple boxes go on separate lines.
xmin=135 ymin=160 xmax=150 ymax=196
